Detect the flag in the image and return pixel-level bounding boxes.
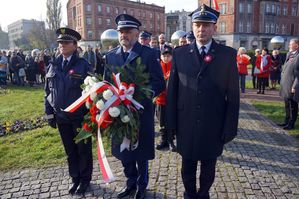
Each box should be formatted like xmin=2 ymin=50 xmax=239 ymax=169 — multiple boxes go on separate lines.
xmin=213 ymin=0 xmax=219 ymax=11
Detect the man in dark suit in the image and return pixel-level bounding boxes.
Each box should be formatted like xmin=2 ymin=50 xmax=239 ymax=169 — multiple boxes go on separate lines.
xmin=166 ymin=4 xmax=240 ymax=199
xmin=44 ymin=28 xmax=92 ymax=195
xmin=105 ymin=14 xmax=165 ymax=199
xmin=278 ymin=38 xmax=299 ymax=130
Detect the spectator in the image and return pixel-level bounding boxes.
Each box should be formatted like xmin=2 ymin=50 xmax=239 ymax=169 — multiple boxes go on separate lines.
xmin=270 ymin=50 xmax=282 ymax=90
xmin=25 ymin=50 xmax=39 ymax=86
xmin=237 ymin=47 xmax=251 ymax=93
xmin=0 ymin=50 xmax=8 ymax=85
xmin=6 ymin=50 xmax=12 ymax=82
xmin=83 ymin=45 xmax=96 ymax=70
xmin=10 ymin=51 xmax=25 ymax=85
xmin=95 ymin=47 xmax=105 ymax=75
xmin=38 ymin=52 xmax=46 ymax=83
xmin=179 ymin=36 xmax=187 ymax=46
xmin=255 ymin=48 xmax=271 ymax=94
xmin=251 ymin=49 xmax=260 ymax=89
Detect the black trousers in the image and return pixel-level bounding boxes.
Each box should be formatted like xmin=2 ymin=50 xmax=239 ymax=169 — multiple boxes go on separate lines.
xmin=121 ymin=160 xmax=149 ymax=191
xmin=57 ymin=122 xmax=93 ymax=183
xmin=257 ymin=77 xmax=267 ymax=92
xmin=182 ymin=158 xmax=217 ymax=199
xmin=252 ymin=75 xmax=257 ymax=89
xmin=284 ymin=98 xmax=298 ymax=126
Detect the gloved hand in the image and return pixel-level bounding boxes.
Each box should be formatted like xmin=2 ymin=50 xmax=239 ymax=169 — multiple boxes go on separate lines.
xmin=222 ymin=134 xmax=235 ymax=144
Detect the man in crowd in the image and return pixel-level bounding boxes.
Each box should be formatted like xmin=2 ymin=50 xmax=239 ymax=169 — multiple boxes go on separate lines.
xmin=44 ymin=27 xmax=92 ymax=196
xmin=278 ymin=38 xmax=299 ymax=130
xmin=186 ymin=31 xmax=195 ymax=44
xmin=105 ymin=14 xmax=165 ymax=199
xmin=83 ymin=45 xmax=96 ymax=70
xmin=166 ymin=4 xmax=240 ymax=199
xmin=139 ymin=31 xmax=151 ymax=47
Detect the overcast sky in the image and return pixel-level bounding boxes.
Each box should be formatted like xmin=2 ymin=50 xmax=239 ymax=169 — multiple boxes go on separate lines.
xmin=0 ymin=0 xmax=198 ymax=31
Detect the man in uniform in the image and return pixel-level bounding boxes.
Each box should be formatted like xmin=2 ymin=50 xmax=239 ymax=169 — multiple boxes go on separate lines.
xmin=166 ymin=4 xmax=240 ymax=199
xmin=186 ymin=31 xmax=195 ymax=44
xmin=278 ymin=38 xmax=299 ymax=130
xmin=105 ymin=14 xmax=165 ymax=199
xmin=44 ymin=27 xmax=92 ymax=195
xmin=139 ymin=31 xmax=151 ymax=47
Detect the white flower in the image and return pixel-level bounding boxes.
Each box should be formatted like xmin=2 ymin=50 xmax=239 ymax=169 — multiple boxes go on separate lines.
xmin=90 ymin=92 xmax=97 ymax=101
xmin=84 ymin=76 xmax=91 ymax=85
xmin=96 ymin=114 xmax=101 ymax=122
xmin=121 ymin=115 xmax=130 ymax=123
xmin=85 ymin=101 xmax=91 ymax=109
xmin=81 ymin=90 xmax=87 ymax=95
xmin=85 ymin=85 xmax=92 ymax=92
xmin=108 ymin=107 xmax=120 ymax=118
xmin=88 ymin=78 xmax=95 ymax=86
xmin=103 ymin=89 xmax=114 ymax=100
xmin=96 ymin=100 xmax=105 ymax=110
xmin=91 ymin=76 xmax=98 ymax=82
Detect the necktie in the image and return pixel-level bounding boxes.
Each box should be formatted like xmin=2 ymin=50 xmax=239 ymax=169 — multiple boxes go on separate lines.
xmin=63 ymin=59 xmax=68 ymax=69
xmin=123 ymin=52 xmax=129 ymax=61
xmin=200 ymin=46 xmax=206 ymax=59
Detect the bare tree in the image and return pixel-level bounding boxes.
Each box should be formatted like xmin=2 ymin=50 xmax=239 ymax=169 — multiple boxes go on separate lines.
xmin=46 ymin=0 xmax=62 ymax=31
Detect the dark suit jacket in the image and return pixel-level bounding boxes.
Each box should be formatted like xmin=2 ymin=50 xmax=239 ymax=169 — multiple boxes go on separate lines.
xmin=105 ymin=42 xmax=165 ymax=161
xmin=280 ymin=51 xmax=299 ymax=100
xmin=166 ymin=40 xmax=240 ymax=160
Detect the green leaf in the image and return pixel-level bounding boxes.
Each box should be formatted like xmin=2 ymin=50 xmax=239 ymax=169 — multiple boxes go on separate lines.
xmin=74 ymin=130 xmax=93 ymax=144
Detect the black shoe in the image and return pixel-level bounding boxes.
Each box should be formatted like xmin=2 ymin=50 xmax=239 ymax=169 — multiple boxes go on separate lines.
xmin=156 ymin=142 xmax=169 ymax=150
xmin=183 ymin=191 xmax=198 ymax=199
xmin=69 ymin=182 xmax=80 ymax=195
xmin=283 ymin=125 xmax=294 ymax=130
xmin=76 ymin=182 xmax=90 ymax=195
xmin=277 ymin=123 xmax=287 ymax=127
xmin=117 ymin=186 xmax=136 ymax=198
xmin=257 ymin=91 xmax=261 ymax=94
xmin=261 ymin=91 xmax=265 ymax=94
xmin=134 ymin=189 xmax=146 ymax=199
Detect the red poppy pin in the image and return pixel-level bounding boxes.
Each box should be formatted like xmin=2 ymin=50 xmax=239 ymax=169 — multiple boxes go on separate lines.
xmin=204 ymin=55 xmax=213 ymax=63
xmin=69 ymin=69 xmax=75 ymax=75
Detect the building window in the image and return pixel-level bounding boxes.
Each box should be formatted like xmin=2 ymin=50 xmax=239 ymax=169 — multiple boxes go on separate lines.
xmin=72 ymin=7 xmax=76 ymax=19
xmin=98 ymin=4 xmax=102 ymax=12
xmin=265 ymin=23 xmax=270 ymax=33
xmin=282 ymin=24 xmax=286 ymax=34
xmin=239 ymin=3 xmax=243 ymax=13
xmin=271 ymin=23 xmax=275 ymax=33
xmin=98 ymin=17 xmax=102 ymax=25
xmin=106 ymin=19 xmax=111 ymax=26
xmin=150 ymin=12 xmax=153 ymax=19
xmin=143 ymin=24 xmax=146 ymax=29
xmin=276 ymin=24 xmax=279 ymax=34
xmin=292 ymin=6 xmax=297 ymax=16
xmin=157 ymin=14 xmax=160 ymax=20
xmin=246 ymin=22 xmax=251 ymax=33
xmin=283 ymin=5 xmax=287 ymax=15
xmin=86 ymin=4 xmax=91 ymax=12
xmin=266 ymin=4 xmax=271 ymax=13
xmin=277 ymin=5 xmax=280 ymax=15
xmin=239 ymin=21 xmax=243 ymax=32
xmin=86 ymin=17 xmax=92 ymax=25
xmin=219 ymin=3 xmax=226 ymax=14
xmin=88 ymin=30 xmax=93 ymax=39
xmin=150 ymin=24 xmax=153 ymax=30
xmin=115 ymin=7 xmax=119 ymax=14
xmin=247 ymin=3 xmax=252 ymax=14
xmin=123 ymin=9 xmax=127 ymax=14
xmin=142 ymin=12 xmax=145 ymax=18
xmin=130 ymin=10 xmax=134 ymax=16
xmin=106 ymin=5 xmax=110 ymax=14
xmin=220 ymin=22 xmax=226 ymax=33
xmin=139 ymin=11 xmax=141 ymax=17
xmin=271 ymin=4 xmax=275 ymax=14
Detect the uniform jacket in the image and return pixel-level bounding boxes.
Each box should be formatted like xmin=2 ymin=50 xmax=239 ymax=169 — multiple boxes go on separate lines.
xmin=237 ymin=54 xmax=250 ymax=75
xmin=105 ymin=41 xmax=165 ymax=161
xmin=155 ymin=61 xmax=172 ymax=105
xmin=255 ymin=55 xmax=271 ymax=78
xmin=280 ymin=51 xmax=299 ymax=100
xmin=166 ymin=40 xmax=240 ymax=160
xmin=44 ymin=52 xmax=91 ymax=123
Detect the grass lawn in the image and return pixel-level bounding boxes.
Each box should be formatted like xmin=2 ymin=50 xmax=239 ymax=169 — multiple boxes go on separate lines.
xmin=0 ymin=85 xmax=110 ymax=171
xmin=0 ymin=86 xmax=44 ymax=123
xmin=252 ymin=100 xmax=299 ymax=139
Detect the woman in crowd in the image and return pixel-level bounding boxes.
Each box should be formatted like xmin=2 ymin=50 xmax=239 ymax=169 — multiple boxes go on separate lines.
xmin=270 ymin=50 xmax=282 ymax=90
xmin=255 ymin=48 xmax=272 ymax=94
xmin=25 ymin=50 xmax=38 ymax=87
xmin=237 ymin=47 xmax=251 ymax=93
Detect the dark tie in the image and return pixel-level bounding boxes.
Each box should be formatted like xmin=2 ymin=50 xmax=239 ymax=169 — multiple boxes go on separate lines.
xmin=63 ymin=59 xmax=68 ymax=69
xmin=123 ymin=52 xmax=129 ymax=61
xmin=200 ymin=46 xmax=206 ymax=59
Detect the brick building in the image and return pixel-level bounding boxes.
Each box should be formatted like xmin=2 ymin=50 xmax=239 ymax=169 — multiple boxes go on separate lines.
xmin=198 ymin=0 xmax=299 ymax=50
xmin=67 ymin=0 xmax=165 ymax=48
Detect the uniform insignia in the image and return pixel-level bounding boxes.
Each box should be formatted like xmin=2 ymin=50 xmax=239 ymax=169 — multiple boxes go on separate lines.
xmin=190 ymin=49 xmax=194 ymax=53
xmin=61 ymin=28 xmax=65 ymax=34
xmin=120 ymin=15 xmax=125 ymax=21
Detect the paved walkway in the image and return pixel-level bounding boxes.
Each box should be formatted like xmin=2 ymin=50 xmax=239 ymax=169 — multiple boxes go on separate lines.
xmin=1 ymin=99 xmax=299 ymax=199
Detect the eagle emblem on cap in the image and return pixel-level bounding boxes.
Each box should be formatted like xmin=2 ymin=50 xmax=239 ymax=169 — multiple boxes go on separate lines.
xmin=61 ymin=28 xmax=65 ymax=34
xmin=120 ymin=15 xmax=125 ymax=21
